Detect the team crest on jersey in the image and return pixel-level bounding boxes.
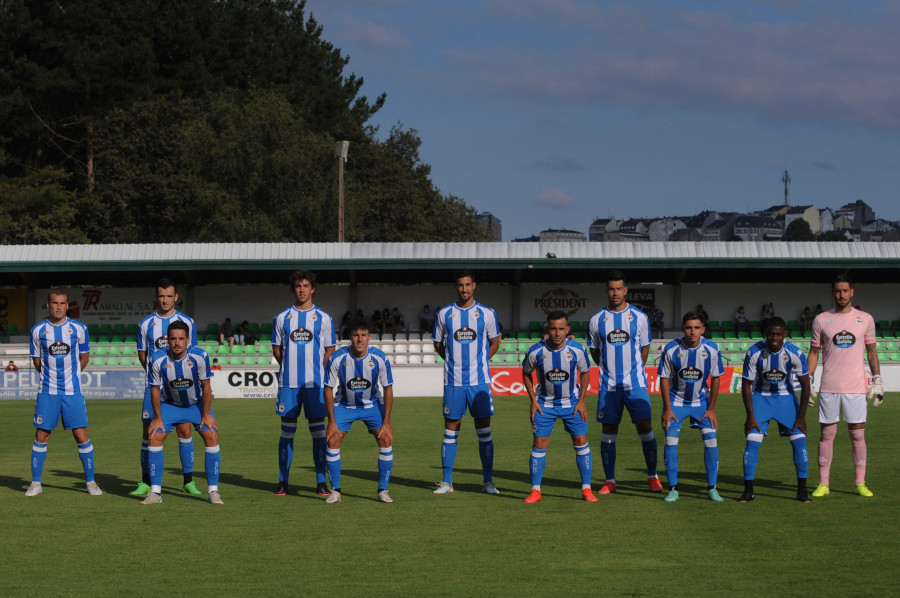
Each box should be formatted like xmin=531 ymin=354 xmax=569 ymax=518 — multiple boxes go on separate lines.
xmin=607 ymin=328 xmax=629 ymax=345
xmin=856 ymin=318 xmax=863 ymax=325
xmin=66 ymin=326 xmax=74 ymax=334
xmin=625 ymin=314 xmax=634 ymax=322
xmin=35 ymin=415 xmax=43 ymax=425
xmin=49 ymin=341 xmax=71 ymax=356
xmin=701 ymin=350 xmax=709 ymax=358
xmin=311 ymin=314 xmax=318 ymax=321
xmin=474 ymin=311 xmax=481 ymax=319
xmin=833 ymin=330 xmax=855 ymax=348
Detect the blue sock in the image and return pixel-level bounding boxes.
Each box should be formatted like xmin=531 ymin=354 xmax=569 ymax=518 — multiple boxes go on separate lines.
xmin=31 ymin=441 xmax=48 ymax=482
xmin=574 ymin=443 xmax=592 ymax=487
xmin=530 ymin=446 xmax=547 ymax=487
xmin=600 ymin=433 xmax=617 ymax=482
xmin=790 ymin=431 xmax=809 ymax=478
xmin=205 ymin=445 xmax=221 ymax=488
xmin=743 ymin=432 xmax=763 ymax=480
xmin=702 ymin=427 xmax=719 ymax=487
xmin=639 ymin=430 xmax=658 ymax=477
xmin=148 ymin=446 xmax=164 ymax=487
xmin=664 ymin=430 xmax=680 ymax=487
xmin=441 ymin=428 xmax=458 ymax=484
xmin=179 ymin=437 xmax=194 ymax=474
xmin=378 ymin=446 xmax=393 ymax=490
xmin=476 ymin=427 xmax=494 ymax=484
xmin=278 ymin=422 xmax=296 ymax=483
xmin=77 ymin=440 xmax=96 ymax=483
xmin=140 ymin=440 xmax=149 ymax=477
xmin=326 ymin=447 xmax=341 ymax=490
xmin=309 ymin=422 xmax=327 ymax=485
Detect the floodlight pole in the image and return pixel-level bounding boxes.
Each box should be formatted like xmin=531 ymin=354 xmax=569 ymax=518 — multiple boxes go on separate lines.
xmin=335 ymin=141 xmax=350 ymax=242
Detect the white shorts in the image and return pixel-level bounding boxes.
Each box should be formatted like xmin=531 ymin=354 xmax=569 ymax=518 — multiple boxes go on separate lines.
xmin=818 ymin=392 xmax=867 ymax=425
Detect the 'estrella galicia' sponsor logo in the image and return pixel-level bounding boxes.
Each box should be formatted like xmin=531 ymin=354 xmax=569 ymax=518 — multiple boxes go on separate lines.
xmin=169 ymin=377 xmax=193 ymax=390
xmin=763 ymin=370 xmax=786 ymax=383
xmin=49 ymin=341 xmax=71 ymax=356
xmin=155 ymin=336 xmax=169 ymax=349
xmin=290 ymin=328 xmax=313 ymax=343
xmin=348 ymin=377 xmax=371 ymax=392
xmin=832 ymin=330 xmax=856 ymax=348
xmin=679 ymin=367 xmax=703 ymax=382
xmin=454 ymin=327 xmax=476 ymax=343
xmin=607 ymin=329 xmax=629 ymax=345
xmin=545 ymin=369 xmax=569 ymax=383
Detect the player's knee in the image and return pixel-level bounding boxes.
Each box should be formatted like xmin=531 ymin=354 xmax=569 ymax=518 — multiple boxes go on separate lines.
xmin=201 ymin=429 xmax=219 ymax=445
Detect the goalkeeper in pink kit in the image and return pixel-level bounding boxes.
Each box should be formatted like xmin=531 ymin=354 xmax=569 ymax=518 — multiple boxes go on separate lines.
xmin=807 ymin=276 xmax=882 ymax=498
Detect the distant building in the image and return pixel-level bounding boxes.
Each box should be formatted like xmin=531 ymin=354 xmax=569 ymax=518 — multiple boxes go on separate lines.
xmin=616 ymin=219 xmax=649 ymax=242
xmin=836 ymin=199 xmax=875 ymax=228
xmin=684 ymin=210 xmax=719 ymax=230
xmin=512 ymin=235 xmax=540 ymax=242
xmin=588 ymin=217 xmax=619 ymax=241
xmin=819 ymin=208 xmax=834 ymax=233
xmin=733 ymin=215 xmax=783 ymax=241
xmin=784 ymin=205 xmax=820 ymax=234
xmin=539 ymin=228 xmax=586 ymax=242
xmin=669 ymin=228 xmax=704 ymax=241
xmin=757 ymin=205 xmax=789 ymax=219
xmin=475 ymin=212 xmax=502 ymax=241
xmin=702 ymin=219 xmax=734 ymax=241
xmin=647 ymin=218 xmax=686 ymax=242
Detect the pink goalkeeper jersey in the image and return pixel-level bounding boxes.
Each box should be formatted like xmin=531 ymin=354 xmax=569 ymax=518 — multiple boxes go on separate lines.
xmin=811 ymin=308 xmax=875 ymax=394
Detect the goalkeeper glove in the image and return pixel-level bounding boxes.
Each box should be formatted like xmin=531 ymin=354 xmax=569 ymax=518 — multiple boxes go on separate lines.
xmin=808 ymin=372 xmax=817 ymax=407
xmin=867 ymin=375 xmax=884 ymax=407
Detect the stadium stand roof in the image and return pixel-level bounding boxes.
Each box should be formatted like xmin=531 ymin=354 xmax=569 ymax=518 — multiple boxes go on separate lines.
xmin=2 ymin=242 xmax=900 ymax=286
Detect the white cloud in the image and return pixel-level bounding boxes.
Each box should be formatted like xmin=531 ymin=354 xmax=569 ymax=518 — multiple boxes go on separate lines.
xmin=533 ymin=187 xmax=578 ymax=207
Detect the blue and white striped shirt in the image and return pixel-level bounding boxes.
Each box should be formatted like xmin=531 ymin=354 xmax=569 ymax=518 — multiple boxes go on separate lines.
xmin=137 ymin=310 xmax=197 ymax=384
xmin=587 ymin=304 xmax=651 ymax=391
xmin=658 ymin=338 xmax=724 ymax=407
xmin=325 ymin=346 xmax=393 ymax=408
xmin=30 ymin=318 xmax=90 ymax=395
xmin=522 ymin=339 xmax=590 ymax=409
xmin=432 ymin=301 xmax=501 ymax=387
xmin=149 ymin=346 xmax=212 ymax=407
xmin=742 ymin=340 xmax=808 ymax=396
xmin=272 ymin=305 xmax=336 ymax=389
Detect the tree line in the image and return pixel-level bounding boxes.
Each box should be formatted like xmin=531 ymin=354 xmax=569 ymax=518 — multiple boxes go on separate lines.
xmin=0 ymin=0 xmax=491 ymax=244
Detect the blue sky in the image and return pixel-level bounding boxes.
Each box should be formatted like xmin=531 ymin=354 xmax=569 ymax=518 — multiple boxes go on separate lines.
xmin=305 ymin=0 xmax=900 ymax=241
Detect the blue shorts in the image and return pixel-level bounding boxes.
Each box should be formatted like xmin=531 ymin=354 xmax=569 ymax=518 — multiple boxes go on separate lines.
xmin=276 ymin=386 xmax=325 ymax=419
xmin=142 ymin=385 xmax=153 ymax=422
xmin=333 ymin=403 xmax=385 ymax=432
xmin=533 ymin=404 xmax=589 ymax=438
xmin=153 ymin=402 xmax=216 ymax=434
xmin=665 ymin=402 xmax=714 ymax=432
xmin=751 ymin=392 xmax=800 ymax=436
xmin=597 ymin=388 xmax=651 ymax=424
xmin=34 ymin=393 xmax=88 ymax=430
xmin=443 ymin=383 xmax=494 ymax=420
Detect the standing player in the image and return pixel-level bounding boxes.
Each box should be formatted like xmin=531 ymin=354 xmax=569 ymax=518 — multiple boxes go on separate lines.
xmin=587 ymin=270 xmax=662 ymax=494
xmin=658 ymin=312 xmax=724 ymax=502
xmin=272 ymin=270 xmax=336 ymax=496
xmin=131 ymin=279 xmax=199 ymax=497
xmin=807 ymin=276 xmax=881 ymax=498
xmin=323 ymin=318 xmax=395 ymax=503
xmin=740 ymin=316 xmax=811 ymax=503
xmin=26 ymin=287 xmax=101 ymax=496
xmin=521 ymin=311 xmax=596 ymax=503
xmin=432 ymin=270 xmax=502 ymax=495
xmin=141 ymin=321 xmax=222 ymax=505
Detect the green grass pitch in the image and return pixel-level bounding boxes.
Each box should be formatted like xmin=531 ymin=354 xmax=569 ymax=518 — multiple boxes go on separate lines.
xmin=2 ymin=394 xmax=898 ymax=596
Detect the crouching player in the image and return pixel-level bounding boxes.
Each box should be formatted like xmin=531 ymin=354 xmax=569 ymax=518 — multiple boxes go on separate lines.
xmin=740 ymin=316 xmax=811 ymax=503
xmin=323 ymin=318 xmax=395 ymax=504
xmin=521 ymin=311 xmax=597 ymax=503
xmin=141 ymin=321 xmax=222 ymax=505
xmin=658 ymin=312 xmax=724 ymax=502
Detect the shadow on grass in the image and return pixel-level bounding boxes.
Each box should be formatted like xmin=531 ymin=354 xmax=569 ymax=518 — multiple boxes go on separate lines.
xmin=0 ymin=475 xmax=29 ymax=492
xmin=50 ymin=468 xmax=140 ymax=498
xmin=629 ymin=467 xmax=805 ymax=501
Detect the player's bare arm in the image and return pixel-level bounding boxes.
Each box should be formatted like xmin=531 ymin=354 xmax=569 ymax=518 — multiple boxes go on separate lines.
xmin=272 ymin=345 xmax=282 ymax=364
xmin=200 ymin=379 xmax=217 ymax=432
xmin=703 ymin=376 xmax=721 ymax=430
xmin=741 ymin=379 xmax=759 ymax=434
xmin=323 ymin=345 xmax=336 ymax=371
xmin=376 ymin=386 xmax=394 ymax=445
xmin=659 ymin=377 xmax=676 ymax=430
xmin=149 ymin=386 xmax=165 ymax=437
xmin=433 ymin=341 xmax=446 ymax=360
xmin=522 ymin=368 xmax=541 ymax=421
xmin=32 ymin=357 xmax=41 ymax=373
xmin=792 ymin=374 xmax=810 ymax=434
xmin=641 ymin=344 xmax=649 ymax=365
xmin=589 ymin=348 xmax=600 ymax=366
xmin=575 ymin=369 xmax=590 ymax=423
xmin=324 ymin=386 xmax=342 ymax=445
xmin=488 ymin=336 xmax=500 ymax=359
xmin=80 ymin=352 xmax=89 ymax=371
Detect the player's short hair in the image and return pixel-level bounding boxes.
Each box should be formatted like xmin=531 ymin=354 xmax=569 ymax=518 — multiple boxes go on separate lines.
xmin=348 ymin=317 xmax=371 ymax=335
xmin=167 ymin=320 xmax=190 ymax=336
xmin=156 ymin=278 xmax=177 ymax=293
xmin=289 ymin=269 xmax=317 ymax=289
xmin=46 ymin=286 xmax=67 ymax=302
xmin=546 ymin=310 xmax=568 ymax=324
xmin=764 ymin=316 xmax=787 ymax=331
xmin=606 ymin=270 xmax=626 ymax=285
xmin=832 ymin=275 xmax=853 ymax=288
xmin=681 ymin=311 xmax=706 ymax=325
xmin=453 ymin=269 xmax=474 ymax=283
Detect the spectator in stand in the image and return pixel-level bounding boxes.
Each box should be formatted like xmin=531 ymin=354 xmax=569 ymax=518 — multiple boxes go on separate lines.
xmin=6 ymin=360 xmax=18 ymax=371
xmin=371 ymin=309 xmax=385 ymax=339
xmin=381 ymin=308 xmax=396 ymax=339
xmin=339 ymin=311 xmax=352 ymax=340
xmin=800 ymin=307 xmax=813 ymax=334
xmin=211 ymin=358 xmax=223 ymax=371
xmin=734 ymin=305 xmax=752 ymax=335
xmin=650 ymin=305 xmax=665 ymax=338
xmin=219 ymin=317 xmax=235 ymax=348
xmin=234 ymin=320 xmax=252 ymax=345
xmin=391 ymin=308 xmax=405 ymax=340
xmin=760 ymin=303 xmax=775 ymax=334
xmin=419 ymin=305 xmax=435 ymax=339
xmin=814 ymin=304 xmax=824 ymax=317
